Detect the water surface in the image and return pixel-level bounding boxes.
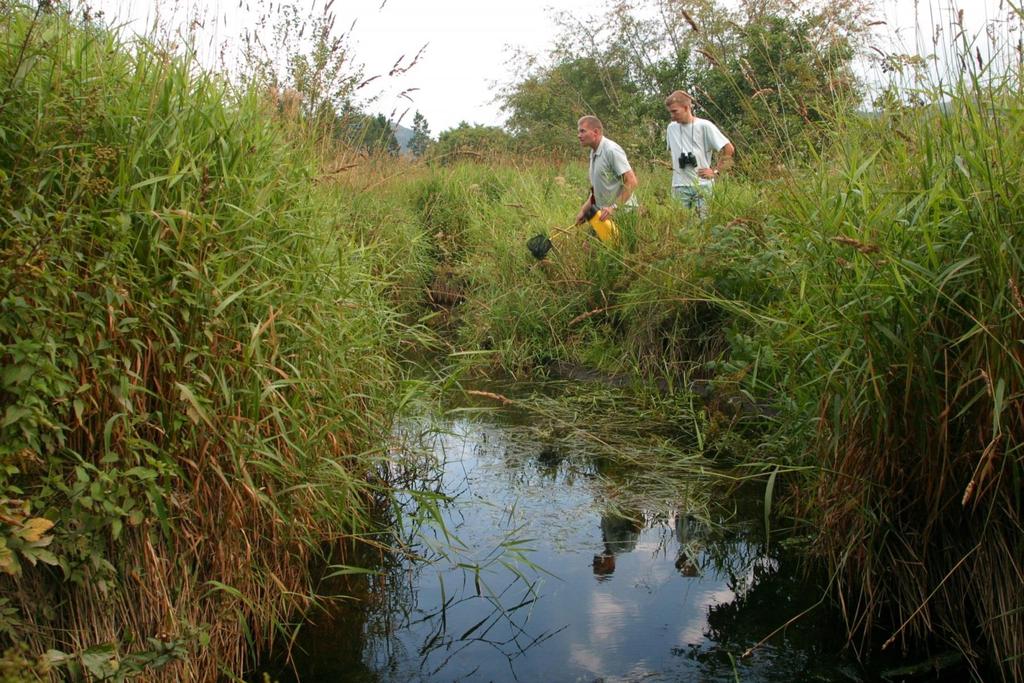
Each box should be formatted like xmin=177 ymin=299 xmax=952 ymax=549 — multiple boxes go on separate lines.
xmin=263 ymin=398 xmax=862 ymax=682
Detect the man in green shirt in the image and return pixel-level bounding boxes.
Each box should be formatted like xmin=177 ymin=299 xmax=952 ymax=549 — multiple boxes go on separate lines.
xmin=575 ymin=115 xmax=638 ymax=227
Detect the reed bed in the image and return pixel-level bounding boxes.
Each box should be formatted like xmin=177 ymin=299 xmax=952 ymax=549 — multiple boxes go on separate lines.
xmin=0 ymin=3 xmax=433 ymax=679
xmin=783 ymin=57 xmax=1024 ymax=681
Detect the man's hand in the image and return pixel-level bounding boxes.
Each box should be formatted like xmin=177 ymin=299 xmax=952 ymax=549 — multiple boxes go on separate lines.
xmin=577 ymin=198 xmax=595 ymax=225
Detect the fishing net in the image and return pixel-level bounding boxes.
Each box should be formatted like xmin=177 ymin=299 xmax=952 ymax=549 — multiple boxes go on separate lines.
xmin=527 ymin=233 xmax=553 ymax=259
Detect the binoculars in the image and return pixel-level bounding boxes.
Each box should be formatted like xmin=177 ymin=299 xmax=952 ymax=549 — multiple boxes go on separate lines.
xmin=678 ymin=151 xmax=697 ymax=169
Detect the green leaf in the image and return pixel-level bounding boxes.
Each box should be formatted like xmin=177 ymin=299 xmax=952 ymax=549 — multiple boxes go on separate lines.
xmin=0 ymin=364 xmax=34 ymax=386
xmin=23 ymin=547 xmax=59 ymax=567
xmin=128 ymin=174 xmax=179 ymax=191
xmin=322 ymin=565 xmax=380 ymax=579
xmin=80 ymin=643 xmax=119 ymax=678
xmin=993 ymin=378 xmax=1005 ymax=433
xmin=213 ymin=286 xmax=250 ymax=317
xmin=103 ymin=413 xmax=125 ymax=458
xmin=1 ymin=405 xmax=33 ymax=428
xmin=11 ymin=55 xmax=40 ymax=90
xmin=764 ymin=467 xmax=778 ymax=550
xmin=124 ymin=466 xmax=158 ymax=480
xmin=175 ymin=383 xmax=213 ymax=428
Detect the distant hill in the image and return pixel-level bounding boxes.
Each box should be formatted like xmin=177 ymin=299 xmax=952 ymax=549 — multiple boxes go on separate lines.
xmin=393 ymin=123 xmax=414 ymax=154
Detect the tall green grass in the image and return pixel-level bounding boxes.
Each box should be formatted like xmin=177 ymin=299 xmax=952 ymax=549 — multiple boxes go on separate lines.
xmin=777 ymin=49 xmax=1024 ymax=682
xmin=397 ymin=157 xmax=766 ymax=384
xmin=0 ymin=2 xmax=433 ymax=679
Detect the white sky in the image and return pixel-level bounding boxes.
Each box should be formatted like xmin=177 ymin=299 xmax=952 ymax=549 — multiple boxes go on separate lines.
xmin=89 ymin=0 xmax=596 ymax=133
xmin=87 ymin=0 xmax=1017 ymax=135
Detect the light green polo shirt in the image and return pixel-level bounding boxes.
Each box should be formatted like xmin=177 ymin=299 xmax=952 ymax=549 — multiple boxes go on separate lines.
xmin=589 ymin=136 xmax=637 ymax=209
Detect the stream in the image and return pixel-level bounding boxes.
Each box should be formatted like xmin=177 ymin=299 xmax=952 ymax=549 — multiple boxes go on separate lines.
xmin=255 ymin=383 xmax=922 ymax=682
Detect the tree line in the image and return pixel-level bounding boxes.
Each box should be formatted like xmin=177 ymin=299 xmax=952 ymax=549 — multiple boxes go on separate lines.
xmin=263 ymin=0 xmax=873 ymax=165
xmin=428 ymin=0 xmax=872 ymax=164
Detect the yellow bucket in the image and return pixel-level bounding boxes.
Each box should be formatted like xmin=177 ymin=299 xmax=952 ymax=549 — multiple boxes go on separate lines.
xmin=584 ymin=206 xmax=620 ymax=244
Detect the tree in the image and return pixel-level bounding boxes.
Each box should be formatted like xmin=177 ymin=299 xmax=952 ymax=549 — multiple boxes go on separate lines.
xmin=432 ymin=122 xmax=513 ymax=161
xmin=693 ymin=0 xmax=866 ymax=158
xmin=334 ymin=110 xmax=400 ymax=155
xmin=498 ymin=0 xmax=713 ymax=158
xmin=499 ymin=0 xmax=869 ymax=162
xmin=502 ymin=56 xmax=641 ymax=156
xmin=409 ymin=111 xmax=432 ymax=158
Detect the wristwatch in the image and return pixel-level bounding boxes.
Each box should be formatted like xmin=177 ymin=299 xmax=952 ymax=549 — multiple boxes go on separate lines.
xmin=610 ymin=203 xmax=618 ymax=210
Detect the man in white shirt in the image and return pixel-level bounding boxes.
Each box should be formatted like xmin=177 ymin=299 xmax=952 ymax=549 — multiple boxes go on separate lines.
xmin=665 ymin=90 xmax=734 ymax=217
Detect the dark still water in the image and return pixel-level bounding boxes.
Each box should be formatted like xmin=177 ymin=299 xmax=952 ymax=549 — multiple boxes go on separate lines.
xmin=258 ymin=402 xmax=864 ymax=683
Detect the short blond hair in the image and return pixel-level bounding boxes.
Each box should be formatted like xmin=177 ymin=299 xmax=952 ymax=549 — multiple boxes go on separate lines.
xmin=664 ymin=90 xmax=694 ymax=106
xmin=577 ymin=115 xmax=603 ymax=131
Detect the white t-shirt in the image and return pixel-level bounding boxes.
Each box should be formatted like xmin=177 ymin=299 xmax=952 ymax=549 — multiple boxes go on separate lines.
xmin=666 ymin=119 xmax=730 ymax=188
